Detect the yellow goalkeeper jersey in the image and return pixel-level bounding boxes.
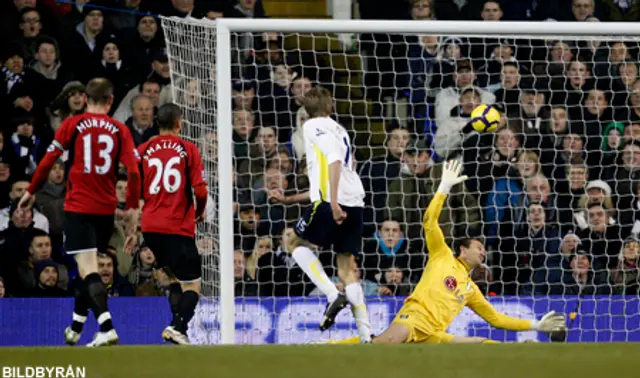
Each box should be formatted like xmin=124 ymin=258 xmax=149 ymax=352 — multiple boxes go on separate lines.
xmin=403 ymin=192 xmax=532 ymax=334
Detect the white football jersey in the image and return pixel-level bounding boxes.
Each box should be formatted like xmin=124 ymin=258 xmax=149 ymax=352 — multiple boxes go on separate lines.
xmin=303 ymin=117 xmax=365 ymax=207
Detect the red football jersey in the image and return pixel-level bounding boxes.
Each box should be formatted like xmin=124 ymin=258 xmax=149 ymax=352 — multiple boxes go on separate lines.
xmin=138 ymin=135 xmax=207 ymax=237
xmin=41 ymin=113 xmax=139 ymax=215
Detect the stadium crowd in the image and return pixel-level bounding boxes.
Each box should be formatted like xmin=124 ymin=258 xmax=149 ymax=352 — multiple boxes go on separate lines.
xmin=0 ymin=0 xmax=640 ymax=301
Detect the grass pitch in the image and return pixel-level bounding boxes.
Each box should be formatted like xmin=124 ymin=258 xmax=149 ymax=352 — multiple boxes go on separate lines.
xmin=0 ymin=343 xmax=637 ymax=378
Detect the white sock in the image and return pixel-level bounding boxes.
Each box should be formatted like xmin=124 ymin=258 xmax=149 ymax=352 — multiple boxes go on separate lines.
xmin=292 ymin=246 xmax=339 ymax=302
xmin=344 ymin=282 xmax=372 ymax=343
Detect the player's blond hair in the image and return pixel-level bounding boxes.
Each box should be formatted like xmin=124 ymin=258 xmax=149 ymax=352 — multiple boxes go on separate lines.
xmin=301 ymin=86 xmax=332 ymax=118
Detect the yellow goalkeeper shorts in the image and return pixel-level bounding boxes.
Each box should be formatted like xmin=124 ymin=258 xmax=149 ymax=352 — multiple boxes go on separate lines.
xmin=392 ymin=303 xmax=455 ymax=344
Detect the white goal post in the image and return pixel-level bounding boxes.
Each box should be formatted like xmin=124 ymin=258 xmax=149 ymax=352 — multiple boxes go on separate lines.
xmin=162 ymin=17 xmax=640 ymax=345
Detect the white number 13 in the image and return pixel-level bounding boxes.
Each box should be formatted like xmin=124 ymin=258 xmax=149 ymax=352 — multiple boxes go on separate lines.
xmin=83 ymin=134 xmax=114 ymax=174
xmin=148 ymin=156 xmax=182 ymax=194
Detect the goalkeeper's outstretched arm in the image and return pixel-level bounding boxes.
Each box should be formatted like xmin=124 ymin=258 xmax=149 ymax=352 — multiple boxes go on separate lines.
xmin=423 ymin=160 xmax=468 ymax=259
xmin=467 ymin=289 xmax=566 ymax=333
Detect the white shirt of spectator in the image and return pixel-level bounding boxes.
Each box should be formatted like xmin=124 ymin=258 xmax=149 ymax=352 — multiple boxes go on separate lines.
xmin=303 ymin=117 xmax=365 ymax=207
xmin=0 ymin=207 xmax=49 ymax=233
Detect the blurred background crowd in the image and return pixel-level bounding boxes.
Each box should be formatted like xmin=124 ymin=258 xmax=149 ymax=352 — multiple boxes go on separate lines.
xmin=0 ymin=0 xmax=639 ymax=301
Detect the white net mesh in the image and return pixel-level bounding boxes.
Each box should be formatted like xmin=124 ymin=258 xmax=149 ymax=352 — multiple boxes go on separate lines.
xmin=162 ymin=17 xmax=640 ymax=344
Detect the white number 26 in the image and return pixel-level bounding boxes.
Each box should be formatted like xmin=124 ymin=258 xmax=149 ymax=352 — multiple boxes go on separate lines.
xmin=148 ymin=156 xmax=182 ymax=194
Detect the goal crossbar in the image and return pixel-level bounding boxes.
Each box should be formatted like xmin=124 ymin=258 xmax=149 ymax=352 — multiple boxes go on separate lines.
xmin=160 ymin=16 xmax=640 ymax=345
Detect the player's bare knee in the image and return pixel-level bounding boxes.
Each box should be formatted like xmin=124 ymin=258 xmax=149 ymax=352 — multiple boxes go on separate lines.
xmin=286 ymin=233 xmax=304 ymax=254
xmin=180 ymin=280 xmax=201 ymax=295
xmin=74 ymin=251 xmax=98 ymax=279
xmin=336 ymin=254 xmax=357 ymax=284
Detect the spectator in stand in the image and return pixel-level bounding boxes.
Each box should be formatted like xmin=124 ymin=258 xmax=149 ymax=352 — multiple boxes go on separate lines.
xmin=253 ymin=167 xmax=289 ymax=236
xmin=245 ymin=236 xmax=272 ymax=282
xmin=0 ymin=156 xmax=14 ymax=209
xmin=359 ymin=124 xmax=409 ymax=232
xmin=434 ymin=86 xmax=483 ymax=159
xmin=234 ymin=249 xmax=258 ymax=296
xmin=61 ymin=6 xmax=106 ymax=83
xmin=234 ymin=204 xmax=260 ymax=253
xmin=485 ymin=150 xmax=540 ymax=249
xmin=15 ymin=229 xmax=68 ymax=295
xmin=490 ymin=61 xmax=522 ymax=105
xmin=232 ymin=79 xmax=257 ymax=112
xmin=557 ymin=157 xmax=588 ymax=217
xmin=194 ymin=1 xmax=228 ymax=19
xmin=377 ymin=264 xmax=412 ymax=296
xmin=617 ymin=80 xmax=640 ymax=124
xmin=92 ymin=33 xmax=139 ymax=111
xmin=125 ymin=94 xmax=158 ymax=146
xmin=267 ymin=146 xmax=294 ymax=177
xmin=0 ymin=178 xmax=49 ymax=233
xmin=8 ymin=112 xmax=45 ymax=177
xmin=0 ymin=43 xmax=46 ymax=122
xmin=624 ymin=123 xmax=640 ymax=144
xmin=98 ymin=248 xmax=135 ymax=297
xmin=573 ymin=180 xmax=616 ymax=231
xmin=601 ymin=122 xmax=625 ymax=169
xmin=507 ymin=80 xmax=548 ymax=140
xmin=620 ymin=182 xmax=640 ymax=236
xmin=476 ymin=41 xmax=517 ymax=93
xmin=361 ymin=218 xmax=421 ymax=283
xmin=577 ymin=202 xmax=623 ymax=271
xmin=34 ymin=158 xmax=64 ymax=243
xmin=463 ymin=122 xmax=521 ymax=201
xmin=0 ymin=276 xmax=5 ymax=298
xmin=551 ymin=59 xmax=593 ymax=121
xmin=232 ymin=109 xmax=257 ymax=160
xmin=28 ymin=258 xmax=68 ymax=297
xmin=47 ymin=81 xmax=85 ymax=131
xmin=610 ymin=60 xmax=636 ymax=108
xmin=435 ymin=59 xmax=495 ymax=128
xmin=126 ymin=11 xmax=166 ymax=74
xmin=404 ymin=34 xmax=439 ymax=116
xmin=606 ymin=141 xmax=640 ymax=212
xmin=126 ymin=243 xmax=155 ymax=289
xmin=540 ymin=105 xmax=571 ymax=153
xmin=515 ymin=203 xmax=561 ymax=294
xmin=29 ymin=35 xmax=74 ymax=107
xmin=611 ymin=236 xmax=640 ymax=294
xmin=388 ymin=138 xmax=481 ymax=247
xmin=599 ymin=1 xmax=640 ymax=21
xmin=571 ymin=0 xmax=595 ymax=22
xmin=558 ymin=131 xmax=586 ymax=176
xmin=582 ymin=89 xmax=614 ymax=169
xmin=562 ymin=252 xmax=611 ymax=295
xmin=237 ymin=125 xmax=278 ymax=190
xmin=257 ymin=227 xmax=309 ymax=296
xmin=104 ymin=0 xmax=142 ymax=32
xmin=17 ymin=7 xmax=45 ymax=63
xmin=0 ymin=202 xmax=37 ymax=294
xmin=115 ymin=77 xmax=168 ymax=123
xmin=431 ymin=38 xmax=467 ymax=92
xmin=534 ymin=41 xmax=574 ymax=79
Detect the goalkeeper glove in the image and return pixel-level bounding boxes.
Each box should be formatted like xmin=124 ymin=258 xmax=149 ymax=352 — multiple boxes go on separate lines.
xmin=531 ymin=311 xmax=566 ymax=332
xmin=437 ymin=160 xmax=468 ymax=195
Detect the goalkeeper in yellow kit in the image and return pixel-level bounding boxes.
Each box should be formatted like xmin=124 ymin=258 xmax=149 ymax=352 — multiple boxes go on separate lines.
xmin=333 ymin=160 xmax=566 ymax=344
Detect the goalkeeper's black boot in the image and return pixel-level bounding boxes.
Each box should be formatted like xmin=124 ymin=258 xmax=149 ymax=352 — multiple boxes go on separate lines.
xmin=319 ymin=294 xmax=348 ymax=331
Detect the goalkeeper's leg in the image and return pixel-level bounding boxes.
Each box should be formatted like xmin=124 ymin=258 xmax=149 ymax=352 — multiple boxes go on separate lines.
xmin=337 ymin=253 xmax=372 ymax=343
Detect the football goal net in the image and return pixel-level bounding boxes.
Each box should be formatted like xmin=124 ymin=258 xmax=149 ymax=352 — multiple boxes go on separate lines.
xmin=161 ymin=17 xmax=640 ymax=344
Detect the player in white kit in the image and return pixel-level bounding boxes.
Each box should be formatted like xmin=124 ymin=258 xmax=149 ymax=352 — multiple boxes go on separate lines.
xmin=286 ymin=86 xmax=372 ymax=343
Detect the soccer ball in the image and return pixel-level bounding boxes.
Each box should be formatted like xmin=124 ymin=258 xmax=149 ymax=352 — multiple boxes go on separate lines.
xmin=470 ymin=104 xmax=501 ymax=133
